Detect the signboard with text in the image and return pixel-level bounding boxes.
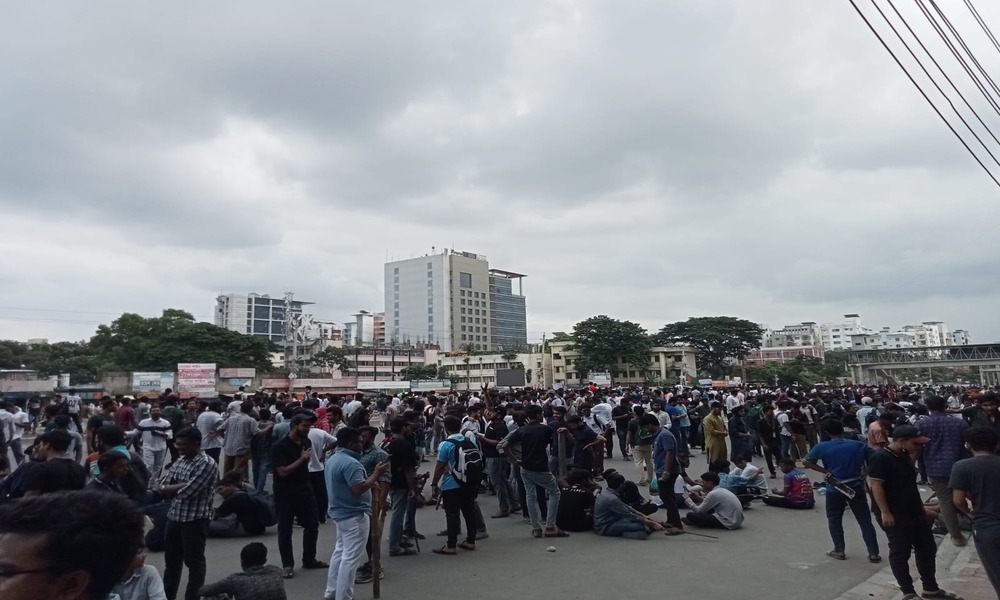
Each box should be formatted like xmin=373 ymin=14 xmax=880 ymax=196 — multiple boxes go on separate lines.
xmin=410 ymin=379 xmax=452 ymax=391
xmin=357 ymin=381 xmax=410 ymax=391
xmin=219 ymin=368 xmax=256 ymax=379
xmin=177 ymin=363 xmax=217 ymax=397
xmin=131 ymin=372 xmax=174 ymax=393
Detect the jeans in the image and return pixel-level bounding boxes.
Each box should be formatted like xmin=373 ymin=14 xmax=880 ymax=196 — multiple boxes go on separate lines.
xmin=486 ymin=458 xmax=516 ymax=512
xmin=600 ymin=517 xmax=649 ymax=537
xmin=656 ymin=472 xmax=683 ymax=528
xmin=616 ymin=428 xmax=629 ymax=457
xmin=825 ymin=486 xmax=880 ymax=556
xmin=311 ymin=470 xmax=329 ymax=523
xmin=632 ymin=446 xmax=654 ymax=484
xmin=143 ymin=448 xmax=167 ymax=482
xmin=929 ymin=478 xmax=962 ymax=537
xmin=685 ymin=512 xmax=727 ymax=529
xmin=325 ymin=513 xmax=369 ymax=600
xmin=762 ymin=496 xmax=814 ymax=509
xmin=761 ymin=442 xmax=779 ymax=476
xmin=780 ymin=435 xmax=791 ymax=459
xmin=521 ymin=468 xmax=560 ymax=530
xmin=880 ymin=518 xmax=939 ymax=595
xmin=222 ymin=452 xmax=250 ymax=480
xmin=275 ymin=489 xmax=319 ymax=568
xmin=975 ymin=527 xmax=1000 ymax=597
xmin=442 ymin=486 xmax=478 ymax=548
xmin=387 ymin=488 xmax=408 ymax=551
xmin=8 ymin=438 xmax=24 ymax=465
xmin=252 ymin=454 xmax=270 ymax=492
xmin=163 ymin=519 xmax=209 ymax=600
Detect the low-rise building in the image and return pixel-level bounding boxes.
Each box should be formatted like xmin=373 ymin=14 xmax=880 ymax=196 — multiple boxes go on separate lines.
xmin=743 ymin=345 xmax=825 ymax=366
xmin=438 ymin=349 xmax=545 ymax=391
xmin=543 ymin=341 xmax=697 ymax=388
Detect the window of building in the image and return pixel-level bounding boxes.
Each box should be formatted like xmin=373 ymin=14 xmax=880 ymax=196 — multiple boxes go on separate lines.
xmin=555 ymin=366 xmax=562 ymax=373
xmin=461 ymin=316 xmax=466 ymax=323
xmin=394 ymin=267 xmax=399 ymax=274
xmin=427 ymin=262 xmax=432 ymax=269
xmin=461 ymin=325 xmax=467 ymax=332
xmin=475 ymin=309 xmax=480 ymax=316
xmin=462 ymin=334 xmax=467 ymax=341
xmin=428 ymin=307 xmax=433 ymax=313
xmin=461 ymin=307 xmax=466 ymax=314
xmin=460 ymin=290 xmax=465 ymax=296
xmin=427 ymin=280 xmax=433 ymax=287
xmin=460 ymin=272 xmax=472 ymax=288
xmin=461 ymin=299 xmax=466 ymax=305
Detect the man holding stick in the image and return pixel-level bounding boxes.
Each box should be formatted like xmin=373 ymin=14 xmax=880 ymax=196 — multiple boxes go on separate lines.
xmin=323 ymin=427 xmax=389 ymax=600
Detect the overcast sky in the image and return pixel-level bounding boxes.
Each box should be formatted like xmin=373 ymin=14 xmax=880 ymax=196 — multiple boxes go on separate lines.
xmin=3 ymin=1 xmax=1000 ymax=345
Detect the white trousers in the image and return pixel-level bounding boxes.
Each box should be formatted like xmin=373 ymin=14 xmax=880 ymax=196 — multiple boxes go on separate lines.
xmin=325 ymin=513 xmax=370 ymax=600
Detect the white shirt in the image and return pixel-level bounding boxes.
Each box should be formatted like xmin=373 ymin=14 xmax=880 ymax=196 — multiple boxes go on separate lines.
xmin=685 ymin=487 xmax=744 ymax=529
xmin=735 ymin=463 xmax=767 ymax=491
xmin=307 ymin=427 xmax=336 ymax=472
xmin=133 ymin=417 xmax=172 ymax=451
xmin=776 ymin=411 xmax=791 ymax=437
xmin=227 ymin=400 xmax=243 ymax=415
xmin=344 ymin=400 xmax=363 ymax=417
xmin=725 ymin=395 xmax=741 ymax=412
xmin=196 ymin=411 xmax=224 ymax=450
xmin=590 ymin=403 xmax=612 ymax=429
xmin=65 ymin=395 xmax=82 ymax=414
xmin=11 ymin=410 xmax=28 ymax=440
xmin=0 ymin=410 xmax=14 ymax=441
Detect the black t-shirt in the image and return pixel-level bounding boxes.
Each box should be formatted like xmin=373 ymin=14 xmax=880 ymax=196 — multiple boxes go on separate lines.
xmin=87 ymin=413 xmax=115 ymax=433
xmin=572 ymin=426 xmax=597 ymax=460
xmin=386 ymin=436 xmax=416 ymax=490
xmin=508 ymin=423 xmax=554 ymax=472
xmin=557 ymin=486 xmax=596 ymax=532
xmin=483 ymin=421 xmax=509 ymax=459
xmin=611 ymin=406 xmax=630 ymax=431
xmin=867 ymin=447 xmax=924 ymax=522
xmin=547 ymin=419 xmax=566 ymax=457
xmin=216 ymin=491 xmax=266 ymax=535
xmin=271 ymin=436 xmax=312 ymax=495
xmin=24 ymin=459 xmax=87 ymax=495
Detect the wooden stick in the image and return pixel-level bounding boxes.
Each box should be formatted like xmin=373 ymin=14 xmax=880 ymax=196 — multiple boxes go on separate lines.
xmin=372 ymin=491 xmax=386 ymax=598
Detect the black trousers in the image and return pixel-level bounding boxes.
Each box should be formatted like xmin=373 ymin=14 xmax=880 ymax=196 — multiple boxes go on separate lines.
xmin=616 ymin=428 xmax=629 ymax=457
xmin=275 ymin=490 xmax=319 ymax=568
xmin=204 ymin=447 xmax=221 ymax=465
xmin=685 ymin=511 xmax=727 ymax=529
xmin=656 ymin=472 xmax=683 ymax=528
xmin=880 ymin=518 xmax=939 ymax=595
xmin=163 ymin=518 xmax=209 ymax=600
xmin=310 ymin=470 xmax=328 ymax=523
xmin=605 ymin=432 xmax=614 ymax=458
xmin=761 ymin=442 xmax=779 ymax=476
xmin=442 ymin=486 xmax=478 ymax=549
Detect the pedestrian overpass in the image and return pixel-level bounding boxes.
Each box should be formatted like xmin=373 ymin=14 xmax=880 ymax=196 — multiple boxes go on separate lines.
xmin=845 ymin=344 xmax=1000 ymax=385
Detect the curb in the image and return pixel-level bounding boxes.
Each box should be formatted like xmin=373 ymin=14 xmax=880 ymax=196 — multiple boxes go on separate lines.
xmin=836 ymin=536 xmax=974 ymax=600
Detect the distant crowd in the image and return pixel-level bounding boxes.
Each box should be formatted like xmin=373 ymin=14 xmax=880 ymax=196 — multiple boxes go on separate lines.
xmin=1 ymin=381 xmax=997 ymax=600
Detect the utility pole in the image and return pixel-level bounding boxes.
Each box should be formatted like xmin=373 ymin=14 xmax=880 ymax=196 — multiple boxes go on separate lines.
xmin=284 ymin=291 xmax=295 ymax=371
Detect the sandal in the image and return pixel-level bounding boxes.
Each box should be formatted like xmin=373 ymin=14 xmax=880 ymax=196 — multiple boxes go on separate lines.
xmin=432 ymin=546 xmax=457 ymax=555
xmin=458 ymin=542 xmax=476 ymax=551
xmin=826 ymin=550 xmax=846 ymax=560
xmin=922 ymin=590 xmax=963 ymax=600
xmin=282 ymin=567 xmax=294 ymax=579
xmin=543 ymin=528 xmax=570 ymax=538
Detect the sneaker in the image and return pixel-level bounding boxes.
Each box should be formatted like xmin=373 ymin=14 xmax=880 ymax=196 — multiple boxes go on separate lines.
xmin=355 ymin=570 xmax=374 ymax=584
xmin=400 ymin=540 xmax=414 ymax=549
xmin=404 ymin=531 xmax=427 ymax=540
xmin=475 ymin=530 xmax=489 ymax=540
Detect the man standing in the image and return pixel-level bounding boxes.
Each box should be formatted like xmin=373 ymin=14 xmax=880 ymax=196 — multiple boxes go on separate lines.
xmin=703 ymin=402 xmax=728 ymax=466
xmin=157 ymin=427 xmax=217 ymax=600
xmin=479 ymin=408 xmax=518 ymax=518
xmin=115 ymin=397 xmax=137 ymax=433
xmin=133 ymin=404 xmax=173 ymax=481
xmin=271 ymin=413 xmax=327 ymax=578
xmin=918 ymin=396 xmax=969 ymax=547
xmin=5 ymin=401 xmax=30 ymax=466
xmin=324 ymin=427 xmax=389 ymax=600
xmin=431 ymin=415 xmax=482 ymax=554
xmin=804 ymin=420 xmax=881 ymax=562
xmin=86 ymin=399 xmax=118 ymax=453
xmin=868 ymin=425 xmax=959 ymax=600
xmin=611 ymin=398 xmax=632 ymax=459
xmin=498 ymin=405 xmax=568 ymax=539
xmin=642 ymin=414 xmax=683 ymax=533
xmin=626 ymin=405 xmax=653 ymax=485
xmin=219 ymin=401 xmax=260 ymax=480
xmin=951 ymin=427 xmax=1000 ymax=596
xmin=196 ymin=401 xmax=224 ymax=464
xmin=384 ymin=416 xmax=418 ymax=557
xmin=355 ymin=426 xmax=391 ymax=584
xmin=64 ymin=388 xmax=83 ymax=432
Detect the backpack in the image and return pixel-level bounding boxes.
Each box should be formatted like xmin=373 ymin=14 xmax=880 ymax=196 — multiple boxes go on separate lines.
xmin=245 ymin=488 xmax=277 ymax=527
xmin=445 ymin=437 xmax=483 ymax=488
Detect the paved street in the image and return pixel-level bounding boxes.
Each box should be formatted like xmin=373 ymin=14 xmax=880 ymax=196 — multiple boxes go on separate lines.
xmin=146 ymin=457 xmax=903 ymax=600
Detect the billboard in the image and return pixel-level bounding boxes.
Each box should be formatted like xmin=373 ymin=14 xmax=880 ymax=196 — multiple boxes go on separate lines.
xmin=177 ymin=363 xmax=217 ymax=397
xmin=495 ymin=368 xmax=526 ymax=387
xmin=357 ymin=381 xmax=410 ymax=391
xmin=132 ymin=372 xmax=174 ymax=393
xmin=219 ymin=368 xmax=256 ymax=379
xmin=261 ymin=379 xmax=291 ymax=389
xmin=587 ymin=372 xmax=612 ymax=385
xmin=411 ymin=379 xmax=452 ymax=391
xmin=292 ymin=379 xmax=335 ymax=389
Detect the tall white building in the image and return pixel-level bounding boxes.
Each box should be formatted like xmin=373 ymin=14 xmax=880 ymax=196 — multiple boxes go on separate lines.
xmin=385 ymin=249 xmax=526 ymax=352
xmin=214 ymin=293 xmax=313 ymax=344
xmin=820 ymin=314 xmax=870 ymax=350
xmin=762 ymin=322 xmax=822 ymax=348
xmin=953 ymin=329 xmax=970 ymax=345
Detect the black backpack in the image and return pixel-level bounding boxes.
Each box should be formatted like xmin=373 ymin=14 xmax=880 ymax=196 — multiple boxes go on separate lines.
xmin=245 ymin=488 xmax=277 ymax=527
xmin=445 ymin=437 xmax=484 ymax=488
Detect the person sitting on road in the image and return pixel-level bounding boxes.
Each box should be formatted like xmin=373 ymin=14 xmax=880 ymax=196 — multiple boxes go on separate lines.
xmin=762 ymin=458 xmax=816 ymax=509
xmin=593 ymin=470 xmax=668 ymax=539
xmin=682 ymin=472 xmax=745 ymax=530
xmin=209 ymin=470 xmax=269 ymax=537
xmin=198 ymin=542 xmax=287 ymax=600
xmin=556 ymin=468 xmax=598 ymax=532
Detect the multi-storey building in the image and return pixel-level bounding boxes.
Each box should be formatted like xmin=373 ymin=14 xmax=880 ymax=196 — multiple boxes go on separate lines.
xmin=384 ymin=249 xmax=526 ymax=352
xmin=953 ymin=329 xmax=971 ymax=345
xmin=214 ymin=293 xmax=312 ymax=344
xmin=762 ymin=322 xmax=822 ymax=348
xmin=820 ymin=314 xmax=870 ymax=350
xmin=489 ymin=270 xmax=527 ymax=350
xmin=544 ymin=341 xmax=697 ymax=388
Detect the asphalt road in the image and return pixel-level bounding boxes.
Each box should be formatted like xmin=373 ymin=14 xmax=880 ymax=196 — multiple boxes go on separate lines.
xmin=144 ymin=455 xmax=891 ymax=600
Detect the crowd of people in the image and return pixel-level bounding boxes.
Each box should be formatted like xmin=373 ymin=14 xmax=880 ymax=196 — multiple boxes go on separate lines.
xmin=0 ymin=381 xmax=997 ymax=600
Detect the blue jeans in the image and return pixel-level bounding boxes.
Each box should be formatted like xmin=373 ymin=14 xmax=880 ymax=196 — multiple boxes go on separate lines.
xmin=387 ymin=488 xmax=408 ymax=551
xmin=486 ymin=458 xmax=516 ymax=512
xmin=780 ymin=435 xmax=791 ymax=459
xmin=252 ymin=455 xmax=270 ymax=492
xmin=826 ymin=485 xmax=880 ymax=556
xmin=521 ymin=469 xmax=560 ymax=530
xmin=600 ymin=517 xmax=649 ymax=537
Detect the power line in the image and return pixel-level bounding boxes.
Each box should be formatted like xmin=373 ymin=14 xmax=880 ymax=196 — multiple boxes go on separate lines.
xmin=848 ymin=0 xmax=1000 ymax=188
xmin=875 ymin=0 xmax=1000 ymax=164
xmin=926 ymin=0 xmax=1000 ymax=101
xmin=963 ymin=0 xmax=1000 ymax=58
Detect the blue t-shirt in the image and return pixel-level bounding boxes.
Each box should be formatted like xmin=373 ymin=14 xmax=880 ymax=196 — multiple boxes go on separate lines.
xmin=652 ymin=428 xmax=680 ymax=476
xmin=325 ymin=448 xmax=370 ymax=521
xmin=437 ymin=434 xmax=468 ymax=491
xmin=804 ymin=439 xmax=871 ymax=487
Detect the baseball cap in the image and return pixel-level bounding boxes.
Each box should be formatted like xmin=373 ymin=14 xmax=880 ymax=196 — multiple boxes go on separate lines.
xmin=892 ymin=424 xmax=930 ymax=444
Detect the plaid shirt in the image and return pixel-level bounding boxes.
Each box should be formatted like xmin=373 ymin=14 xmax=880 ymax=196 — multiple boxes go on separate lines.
xmin=160 ymin=451 xmax=217 ymax=522
xmin=359 ymin=444 xmax=391 ymax=484
xmin=220 ymin=413 xmax=260 ymax=456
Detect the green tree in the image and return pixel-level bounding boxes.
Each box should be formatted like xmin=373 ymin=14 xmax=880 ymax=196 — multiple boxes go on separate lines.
xmin=655 ymin=317 xmax=764 ymax=378
xmin=436 ymin=365 xmax=452 ymax=380
xmin=89 ymin=309 xmax=277 ymax=372
xmin=500 ymin=351 xmax=519 ymax=362
xmin=0 ymin=340 xmax=101 ymax=384
xmin=571 ymin=316 xmax=652 ymax=384
xmin=399 ymin=364 xmax=439 ymax=380
xmin=311 ymin=346 xmax=352 ymax=375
